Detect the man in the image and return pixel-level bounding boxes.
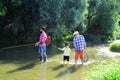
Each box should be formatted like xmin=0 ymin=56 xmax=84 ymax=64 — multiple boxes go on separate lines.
xmin=73 ymin=31 xmax=86 ymax=65
xmin=35 ymin=27 xmax=47 ymax=62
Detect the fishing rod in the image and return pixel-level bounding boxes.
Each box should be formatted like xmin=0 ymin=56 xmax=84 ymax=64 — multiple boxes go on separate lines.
xmin=0 ymin=43 xmax=35 ymax=50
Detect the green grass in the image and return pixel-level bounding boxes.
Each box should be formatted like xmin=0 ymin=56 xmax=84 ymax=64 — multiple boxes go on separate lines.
xmin=91 ymin=64 xmax=120 ymax=80
xmin=0 ymin=45 xmax=120 ymax=80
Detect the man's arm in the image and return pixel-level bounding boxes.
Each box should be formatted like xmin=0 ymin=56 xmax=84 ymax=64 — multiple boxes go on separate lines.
xmin=73 ymin=38 xmax=77 ymax=48
xmin=82 ymin=35 xmax=86 ymax=48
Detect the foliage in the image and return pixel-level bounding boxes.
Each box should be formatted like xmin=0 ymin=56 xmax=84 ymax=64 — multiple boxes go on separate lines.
xmin=109 ymin=42 xmax=120 ymax=52
xmin=84 ymin=33 xmax=101 ymax=43
xmin=87 ymin=0 xmax=100 ymax=29
xmin=0 ymin=0 xmax=120 ymax=44
xmin=87 ymin=0 xmax=120 ymax=41
xmin=38 ymin=0 xmax=87 ymax=39
xmin=62 ymin=0 xmax=87 ymax=30
xmin=63 ymin=34 xmax=73 ymax=41
xmin=0 ymin=0 xmax=87 ymax=43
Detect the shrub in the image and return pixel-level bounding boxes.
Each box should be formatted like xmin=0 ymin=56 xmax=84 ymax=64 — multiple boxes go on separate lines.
xmin=63 ymin=34 xmax=73 ymax=41
xmin=109 ymin=42 xmax=120 ymax=52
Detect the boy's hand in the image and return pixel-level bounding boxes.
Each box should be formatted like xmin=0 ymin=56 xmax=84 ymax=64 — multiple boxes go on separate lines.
xmin=58 ymin=48 xmax=63 ymax=51
xmin=58 ymin=48 xmax=60 ymax=49
xmin=58 ymin=48 xmax=62 ymax=50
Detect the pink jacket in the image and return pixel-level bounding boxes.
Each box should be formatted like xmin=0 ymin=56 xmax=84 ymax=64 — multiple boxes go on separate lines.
xmin=39 ymin=31 xmax=47 ymax=47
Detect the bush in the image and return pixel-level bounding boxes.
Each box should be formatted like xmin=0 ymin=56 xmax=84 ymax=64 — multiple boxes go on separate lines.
xmin=109 ymin=42 xmax=120 ymax=52
xmin=63 ymin=34 xmax=73 ymax=41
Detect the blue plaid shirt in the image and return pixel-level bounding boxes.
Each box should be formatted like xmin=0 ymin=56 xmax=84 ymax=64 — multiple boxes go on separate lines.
xmin=73 ymin=35 xmax=86 ymax=51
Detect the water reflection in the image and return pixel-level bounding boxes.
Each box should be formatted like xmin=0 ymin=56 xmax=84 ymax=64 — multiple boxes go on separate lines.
xmin=40 ymin=63 xmax=47 ymax=80
xmin=0 ymin=45 xmax=38 ymax=61
xmin=0 ymin=42 xmax=61 ymax=61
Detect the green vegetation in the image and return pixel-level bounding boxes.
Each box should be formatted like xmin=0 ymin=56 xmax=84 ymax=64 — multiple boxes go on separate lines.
xmin=84 ymin=33 xmax=101 ymax=43
xmin=88 ymin=0 xmax=120 ymax=41
xmin=0 ymin=0 xmax=120 ymax=44
xmin=101 ymin=65 xmax=120 ymax=80
xmin=109 ymin=42 xmax=120 ymax=52
xmin=91 ymin=64 xmax=120 ymax=80
xmin=0 ymin=0 xmax=120 ymax=79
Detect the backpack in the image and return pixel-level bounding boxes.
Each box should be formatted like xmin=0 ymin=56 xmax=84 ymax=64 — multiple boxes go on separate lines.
xmin=45 ymin=35 xmax=51 ymax=46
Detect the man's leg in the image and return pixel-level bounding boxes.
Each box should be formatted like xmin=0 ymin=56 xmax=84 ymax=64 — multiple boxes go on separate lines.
xmin=75 ymin=52 xmax=78 ymax=65
xmin=43 ymin=46 xmax=47 ymax=62
xmin=40 ymin=46 xmax=45 ymax=62
xmin=43 ymin=54 xmax=47 ymax=62
xmin=39 ymin=54 xmax=42 ymax=61
xmin=80 ymin=51 xmax=84 ymax=65
xmin=38 ymin=47 xmax=42 ymax=61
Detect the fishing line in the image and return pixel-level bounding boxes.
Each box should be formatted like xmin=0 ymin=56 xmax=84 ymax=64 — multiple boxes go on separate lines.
xmin=0 ymin=43 xmax=35 ymax=50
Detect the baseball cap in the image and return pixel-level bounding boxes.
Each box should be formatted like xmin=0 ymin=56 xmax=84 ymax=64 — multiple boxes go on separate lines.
xmin=73 ymin=31 xmax=79 ymax=35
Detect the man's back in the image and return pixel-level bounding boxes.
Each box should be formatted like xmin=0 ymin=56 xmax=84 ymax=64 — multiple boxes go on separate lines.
xmin=73 ymin=35 xmax=86 ymax=51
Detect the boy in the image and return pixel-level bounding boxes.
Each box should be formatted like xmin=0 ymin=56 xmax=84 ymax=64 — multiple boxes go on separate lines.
xmin=58 ymin=43 xmax=71 ymax=64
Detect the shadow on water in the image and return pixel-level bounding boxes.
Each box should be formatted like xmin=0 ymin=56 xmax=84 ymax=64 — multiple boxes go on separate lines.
xmin=52 ymin=64 xmax=64 ymax=71
xmin=7 ymin=61 xmax=39 ymax=74
xmin=55 ymin=65 xmax=82 ymax=78
xmin=0 ymin=45 xmax=38 ymax=61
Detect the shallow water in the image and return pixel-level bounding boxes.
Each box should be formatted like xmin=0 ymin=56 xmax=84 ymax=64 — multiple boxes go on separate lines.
xmin=0 ymin=43 xmax=90 ymax=80
xmin=0 ymin=43 xmax=119 ymax=80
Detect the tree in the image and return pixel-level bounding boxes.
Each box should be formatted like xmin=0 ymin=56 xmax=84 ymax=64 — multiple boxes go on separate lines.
xmin=87 ymin=0 xmax=100 ymax=31
xmin=0 ymin=0 xmax=87 ymax=43
xmin=37 ymin=0 xmax=87 ymax=39
xmin=88 ymin=0 xmax=120 ymax=41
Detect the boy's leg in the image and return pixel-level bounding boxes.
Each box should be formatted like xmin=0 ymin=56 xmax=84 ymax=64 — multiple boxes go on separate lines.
xmin=63 ymin=56 xmax=65 ymax=64
xmin=67 ymin=56 xmax=69 ymax=64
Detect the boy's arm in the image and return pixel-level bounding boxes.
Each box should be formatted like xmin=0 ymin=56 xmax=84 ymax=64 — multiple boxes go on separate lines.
xmin=58 ymin=48 xmax=64 ymax=51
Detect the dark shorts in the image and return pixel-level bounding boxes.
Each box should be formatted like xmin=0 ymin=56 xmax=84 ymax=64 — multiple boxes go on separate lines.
xmin=63 ymin=56 xmax=69 ymax=61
